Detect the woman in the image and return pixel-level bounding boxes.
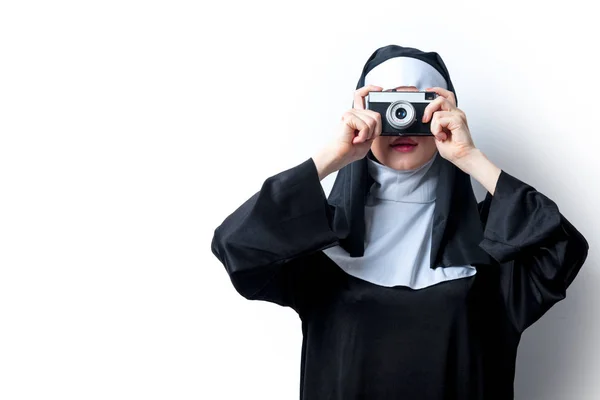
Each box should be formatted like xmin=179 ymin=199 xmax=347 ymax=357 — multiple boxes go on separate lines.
xmin=210 ymin=44 xmax=589 ymax=399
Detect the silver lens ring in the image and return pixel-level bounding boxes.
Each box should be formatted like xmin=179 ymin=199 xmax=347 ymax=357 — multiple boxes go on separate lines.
xmin=386 ymin=100 xmax=416 ymax=129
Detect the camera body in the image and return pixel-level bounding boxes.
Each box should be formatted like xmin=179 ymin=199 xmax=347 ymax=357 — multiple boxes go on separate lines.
xmin=365 ymin=90 xmax=438 ymax=136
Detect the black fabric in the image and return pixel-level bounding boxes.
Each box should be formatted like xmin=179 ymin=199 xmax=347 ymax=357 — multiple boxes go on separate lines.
xmin=211 ymin=157 xmax=588 ymax=399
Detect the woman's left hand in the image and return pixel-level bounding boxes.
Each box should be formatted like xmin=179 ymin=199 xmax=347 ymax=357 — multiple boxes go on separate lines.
xmin=421 ymin=87 xmax=477 ymax=165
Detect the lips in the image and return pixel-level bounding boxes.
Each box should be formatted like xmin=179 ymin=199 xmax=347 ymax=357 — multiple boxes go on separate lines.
xmin=390 ymin=137 xmax=417 ymax=146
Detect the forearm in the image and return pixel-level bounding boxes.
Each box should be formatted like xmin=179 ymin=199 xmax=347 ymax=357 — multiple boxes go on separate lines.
xmin=311 ymin=146 xmax=341 ymax=181
xmin=454 ymin=148 xmax=502 ymax=195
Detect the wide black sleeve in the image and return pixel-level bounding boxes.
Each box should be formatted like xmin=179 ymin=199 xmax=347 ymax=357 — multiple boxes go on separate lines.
xmin=476 ymin=170 xmax=589 ymax=333
xmin=210 ymin=157 xmax=341 ymax=314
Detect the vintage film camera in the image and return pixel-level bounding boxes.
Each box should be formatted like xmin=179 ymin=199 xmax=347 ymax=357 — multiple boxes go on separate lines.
xmin=365 ymin=90 xmax=439 ymax=136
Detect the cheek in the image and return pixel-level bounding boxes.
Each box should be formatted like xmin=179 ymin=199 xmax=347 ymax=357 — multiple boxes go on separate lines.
xmin=421 ymin=137 xmax=437 ymax=151
xmin=372 ymin=137 xmax=388 ymax=151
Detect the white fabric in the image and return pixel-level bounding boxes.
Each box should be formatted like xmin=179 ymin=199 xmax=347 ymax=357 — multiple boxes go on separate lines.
xmin=364 ymin=56 xmax=448 ymax=91
xmin=322 ymin=151 xmax=477 ymax=289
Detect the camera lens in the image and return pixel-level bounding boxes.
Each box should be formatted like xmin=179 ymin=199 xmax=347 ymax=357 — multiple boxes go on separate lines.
xmin=386 ymin=100 xmax=416 ymax=129
xmin=395 ymin=108 xmax=407 ymax=119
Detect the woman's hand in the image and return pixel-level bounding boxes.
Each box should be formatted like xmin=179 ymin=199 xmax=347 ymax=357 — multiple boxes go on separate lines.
xmin=312 ymin=84 xmax=383 ymax=180
xmin=423 ymin=86 xmax=501 ymax=192
xmin=422 ymin=87 xmax=477 ymax=165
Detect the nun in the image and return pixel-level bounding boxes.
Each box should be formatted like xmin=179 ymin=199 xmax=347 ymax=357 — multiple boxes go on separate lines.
xmin=210 ymin=44 xmax=589 ymax=399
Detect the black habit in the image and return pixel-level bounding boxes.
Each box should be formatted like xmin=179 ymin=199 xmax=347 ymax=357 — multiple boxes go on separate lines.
xmin=210 ymin=44 xmax=590 ymax=399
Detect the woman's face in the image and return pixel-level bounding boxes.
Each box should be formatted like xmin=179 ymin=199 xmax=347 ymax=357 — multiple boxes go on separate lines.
xmin=370 ymin=86 xmax=438 ymax=171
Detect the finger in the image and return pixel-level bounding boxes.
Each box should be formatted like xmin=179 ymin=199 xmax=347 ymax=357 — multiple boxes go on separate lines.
xmin=430 ymin=110 xmax=454 ymax=120
xmin=354 ymin=84 xmax=383 ymax=110
xmin=354 ymin=109 xmax=379 ymax=140
xmin=345 ymin=113 xmax=370 ymax=144
xmin=353 ymin=125 xmax=371 ymax=144
xmin=370 ymin=110 xmax=383 ymax=139
xmin=430 ymin=115 xmax=456 ymax=141
xmin=422 ymin=97 xmax=454 ymax=123
xmin=423 ymin=86 xmax=457 ymax=107
xmin=434 ymin=108 xmax=468 ymax=129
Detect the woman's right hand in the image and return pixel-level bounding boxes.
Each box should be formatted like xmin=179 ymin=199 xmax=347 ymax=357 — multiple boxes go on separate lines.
xmin=312 ymin=85 xmax=384 ymax=180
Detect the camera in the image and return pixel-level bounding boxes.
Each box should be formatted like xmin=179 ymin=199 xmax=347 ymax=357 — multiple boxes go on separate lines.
xmin=365 ymin=90 xmax=438 ymax=136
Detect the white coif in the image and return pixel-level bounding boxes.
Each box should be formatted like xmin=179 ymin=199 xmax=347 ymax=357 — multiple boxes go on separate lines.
xmin=322 ymin=151 xmax=477 ymax=289
xmin=363 ymin=56 xmax=448 ymax=91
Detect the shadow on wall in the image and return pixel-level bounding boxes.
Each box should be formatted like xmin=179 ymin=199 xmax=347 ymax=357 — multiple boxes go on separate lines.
xmin=471 ymin=147 xmax=596 ymax=399
xmin=514 ymin=267 xmax=595 ymax=399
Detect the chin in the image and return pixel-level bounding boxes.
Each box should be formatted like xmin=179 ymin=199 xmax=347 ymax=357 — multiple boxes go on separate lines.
xmin=388 ymin=159 xmax=423 ymax=171
xmin=371 ymin=136 xmax=437 ymax=171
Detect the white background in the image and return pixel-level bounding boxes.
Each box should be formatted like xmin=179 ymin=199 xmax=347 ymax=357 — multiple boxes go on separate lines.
xmin=1 ymin=1 xmax=598 ymax=399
